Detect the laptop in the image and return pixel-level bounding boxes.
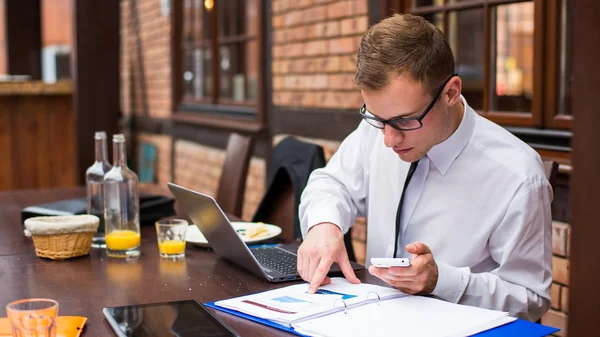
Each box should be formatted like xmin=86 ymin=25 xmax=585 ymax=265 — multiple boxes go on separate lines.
xmin=167 ymin=182 xmax=364 ymax=283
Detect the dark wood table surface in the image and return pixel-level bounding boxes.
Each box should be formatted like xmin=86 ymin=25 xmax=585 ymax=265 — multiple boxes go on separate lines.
xmin=0 ymin=186 xmax=376 ymax=336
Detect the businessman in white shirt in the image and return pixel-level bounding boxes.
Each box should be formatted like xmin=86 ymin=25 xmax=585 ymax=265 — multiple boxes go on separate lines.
xmin=297 ymin=14 xmax=552 ymax=322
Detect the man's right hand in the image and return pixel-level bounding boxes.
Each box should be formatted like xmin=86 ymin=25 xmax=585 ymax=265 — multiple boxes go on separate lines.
xmin=297 ymin=222 xmax=361 ymax=293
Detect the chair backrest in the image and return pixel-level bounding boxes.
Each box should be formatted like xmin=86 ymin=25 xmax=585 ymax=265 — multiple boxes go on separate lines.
xmin=543 ymin=160 xmax=559 ymax=193
xmin=215 ymin=133 xmax=255 ymax=218
xmin=251 ymin=137 xmax=357 ymax=261
xmin=260 ymin=173 xmax=296 ymax=243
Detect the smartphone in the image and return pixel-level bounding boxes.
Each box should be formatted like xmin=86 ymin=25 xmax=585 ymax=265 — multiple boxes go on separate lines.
xmin=370 ymin=258 xmax=411 ymax=268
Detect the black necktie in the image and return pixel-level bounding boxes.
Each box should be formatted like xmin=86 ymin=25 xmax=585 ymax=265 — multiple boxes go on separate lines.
xmin=393 ymin=160 xmax=420 ymax=257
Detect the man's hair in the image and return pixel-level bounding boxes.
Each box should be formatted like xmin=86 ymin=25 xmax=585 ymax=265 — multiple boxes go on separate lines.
xmin=354 ymin=14 xmax=455 ymax=96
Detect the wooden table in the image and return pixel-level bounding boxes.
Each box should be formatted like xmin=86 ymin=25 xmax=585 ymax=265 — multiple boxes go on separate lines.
xmin=0 ymin=187 xmax=375 ymax=336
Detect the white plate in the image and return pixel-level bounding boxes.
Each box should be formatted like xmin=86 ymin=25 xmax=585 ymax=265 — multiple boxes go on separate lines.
xmin=185 ymin=222 xmax=282 ymax=248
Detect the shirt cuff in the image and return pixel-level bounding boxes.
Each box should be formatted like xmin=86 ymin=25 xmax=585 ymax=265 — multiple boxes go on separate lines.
xmin=303 ymin=204 xmax=346 ymax=237
xmin=430 ymin=262 xmax=471 ymax=303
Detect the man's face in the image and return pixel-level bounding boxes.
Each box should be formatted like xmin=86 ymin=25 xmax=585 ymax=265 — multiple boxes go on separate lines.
xmin=361 ymin=74 xmax=451 ymax=163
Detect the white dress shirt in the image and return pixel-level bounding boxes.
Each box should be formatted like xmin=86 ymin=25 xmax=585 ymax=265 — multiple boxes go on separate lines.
xmin=299 ymin=97 xmax=553 ymax=321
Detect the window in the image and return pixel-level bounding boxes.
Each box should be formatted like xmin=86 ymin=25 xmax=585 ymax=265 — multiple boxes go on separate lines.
xmin=173 ymin=0 xmax=264 ymax=128
xmin=389 ymin=0 xmax=572 ymax=130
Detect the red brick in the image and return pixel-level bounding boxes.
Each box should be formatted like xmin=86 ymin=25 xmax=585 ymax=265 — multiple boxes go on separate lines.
xmin=552 ymin=221 xmax=569 ymax=257
xmin=273 ymin=15 xmax=284 ymax=29
xmin=355 ymin=0 xmax=368 ymax=15
xmin=340 ymin=16 xmax=369 ymax=36
xmin=283 ymin=43 xmax=304 ymax=58
xmin=304 ymin=40 xmax=328 ymax=56
xmin=341 ymin=54 xmax=358 ymax=71
xmin=301 ymin=93 xmax=318 ymax=107
xmin=320 ymin=56 xmax=342 ymax=72
xmin=273 ymin=76 xmax=284 ymax=90
xmin=553 ymin=256 xmax=569 ymax=285
xmin=561 ymin=287 xmax=569 ymax=313
xmin=287 ymin=59 xmax=306 ymax=73
xmin=303 ymin=58 xmax=319 ymax=73
xmin=541 ymin=310 xmax=566 ymax=337
xmin=314 ymin=22 xmax=327 ymax=38
xmin=279 ymin=0 xmax=290 ymax=12
xmin=272 ymin=0 xmax=282 ymax=14
xmin=283 ymin=10 xmax=303 ymax=27
xmin=329 ymin=74 xmax=357 ymax=90
xmin=551 ymin=283 xmax=561 ymax=310
xmin=326 ymin=21 xmax=340 ymax=37
xmin=305 ymin=75 xmax=328 ymax=90
xmin=278 ymin=91 xmax=294 ymax=106
xmin=303 ymin=6 xmax=326 ymax=24
xmin=329 ymin=37 xmax=357 ymax=54
xmin=283 ymin=76 xmax=301 ymax=89
xmin=327 ymin=1 xmax=354 ymax=19
xmin=297 ymin=25 xmax=314 ymax=40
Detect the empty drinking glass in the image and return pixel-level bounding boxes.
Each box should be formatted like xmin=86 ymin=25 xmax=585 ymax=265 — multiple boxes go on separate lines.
xmin=6 ymin=298 xmax=58 ymax=337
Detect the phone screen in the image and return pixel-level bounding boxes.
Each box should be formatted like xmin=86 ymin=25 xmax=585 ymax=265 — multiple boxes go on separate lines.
xmin=103 ymin=300 xmax=239 ymax=337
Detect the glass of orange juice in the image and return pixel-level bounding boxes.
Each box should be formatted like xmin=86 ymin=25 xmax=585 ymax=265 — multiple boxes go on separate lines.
xmin=155 ymin=219 xmax=188 ymax=259
xmin=105 ymin=226 xmax=141 ymax=258
xmin=6 ymin=298 xmax=58 ymax=337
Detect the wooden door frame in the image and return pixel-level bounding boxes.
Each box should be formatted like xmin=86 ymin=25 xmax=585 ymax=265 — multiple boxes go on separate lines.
xmin=567 ymin=0 xmax=600 ymax=334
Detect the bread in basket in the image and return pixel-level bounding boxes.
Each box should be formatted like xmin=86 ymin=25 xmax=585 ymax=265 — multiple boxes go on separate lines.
xmin=24 ymin=215 xmax=100 ymax=260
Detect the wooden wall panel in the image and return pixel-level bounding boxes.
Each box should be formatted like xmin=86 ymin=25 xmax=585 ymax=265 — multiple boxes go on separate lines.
xmin=0 ymin=99 xmax=13 ymax=190
xmin=0 ymin=81 xmax=75 ymax=190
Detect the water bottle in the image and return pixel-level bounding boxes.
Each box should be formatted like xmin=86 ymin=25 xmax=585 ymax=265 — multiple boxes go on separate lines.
xmin=85 ymin=131 xmax=112 ymax=248
xmin=104 ymin=134 xmax=141 ymax=258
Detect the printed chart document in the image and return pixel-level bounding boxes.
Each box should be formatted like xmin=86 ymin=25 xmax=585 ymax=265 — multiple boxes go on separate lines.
xmin=213 ymin=278 xmax=515 ymax=337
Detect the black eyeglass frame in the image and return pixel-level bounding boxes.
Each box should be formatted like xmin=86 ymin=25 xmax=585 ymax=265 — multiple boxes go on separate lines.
xmin=359 ymin=73 xmax=458 ymax=131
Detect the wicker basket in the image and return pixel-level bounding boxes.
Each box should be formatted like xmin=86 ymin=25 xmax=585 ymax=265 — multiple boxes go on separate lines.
xmin=31 ymin=232 xmax=95 ymax=260
xmin=24 ymin=215 xmax=99 ymax=260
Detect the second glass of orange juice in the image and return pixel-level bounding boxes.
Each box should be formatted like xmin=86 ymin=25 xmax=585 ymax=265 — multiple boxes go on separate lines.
xmin=155 ymin=219 xmax=188 ymax=259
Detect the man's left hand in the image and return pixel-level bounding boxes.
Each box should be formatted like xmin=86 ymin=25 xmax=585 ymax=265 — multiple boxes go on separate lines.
xmin=368 ymin=242 xmax=439 ymax=295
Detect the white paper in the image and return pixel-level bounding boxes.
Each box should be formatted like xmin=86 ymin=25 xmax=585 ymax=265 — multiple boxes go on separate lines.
xmin=293 ymin=295 xmax=515 ymax=337
xmin=215 ymin=278 xmax=404 ymax=326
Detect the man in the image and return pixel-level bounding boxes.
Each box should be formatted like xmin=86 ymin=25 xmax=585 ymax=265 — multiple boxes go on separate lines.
xmin=297 ymin=14 xmax=552 ymax=322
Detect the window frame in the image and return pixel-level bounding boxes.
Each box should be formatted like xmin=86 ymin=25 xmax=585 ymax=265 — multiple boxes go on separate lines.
xmin=171 ymin=0 xmax=266 ymax=133
xmin=386 ymin=0 xmax=572 ymax=130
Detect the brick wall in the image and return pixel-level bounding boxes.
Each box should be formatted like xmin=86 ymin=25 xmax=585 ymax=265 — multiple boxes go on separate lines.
xmin=272 ymin=0 xmax=367 ymax=109
xmin=137 ymin=132 xmax=172 ymax=186
xmin=173 ymin=140 xmax=266 ymax=222
xmin=120 ymin=0 xmax=265 ymax=221
xmin=544 ymin=220 xmax=571 ymax=336
xmin=120 ymin=0 xmax=171 ymax=119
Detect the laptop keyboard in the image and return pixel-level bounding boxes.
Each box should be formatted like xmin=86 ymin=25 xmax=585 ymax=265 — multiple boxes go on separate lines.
xmin=250 ymin=246 xmax=298 ymax=275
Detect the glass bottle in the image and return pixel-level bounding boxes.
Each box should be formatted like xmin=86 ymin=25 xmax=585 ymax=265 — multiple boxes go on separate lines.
xmin=86 ymin=131 xmax=112 ymax=248
xmin=104 ymin=134 xmax=141 ymax=258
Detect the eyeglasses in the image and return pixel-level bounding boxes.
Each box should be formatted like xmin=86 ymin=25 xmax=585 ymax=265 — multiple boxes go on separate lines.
xmin=359 ymin=74 xmax=458 ymax=131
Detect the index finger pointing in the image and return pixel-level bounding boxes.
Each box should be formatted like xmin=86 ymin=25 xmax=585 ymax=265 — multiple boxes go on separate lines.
xmin=308 ymin=257 xmax=334 ymax=294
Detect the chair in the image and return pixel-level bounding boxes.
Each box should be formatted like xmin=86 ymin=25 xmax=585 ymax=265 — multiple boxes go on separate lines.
xmin=215 ymin=133 xmax=255 ymax=218
xmin=252 ymin=137 xmax=356 ymax=262
xmin=543 ymin=160 xmax=559 ymax=193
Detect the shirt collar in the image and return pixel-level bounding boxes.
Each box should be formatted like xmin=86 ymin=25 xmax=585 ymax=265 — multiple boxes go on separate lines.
xmin=426 ymin=95 xmax=475 ymax=176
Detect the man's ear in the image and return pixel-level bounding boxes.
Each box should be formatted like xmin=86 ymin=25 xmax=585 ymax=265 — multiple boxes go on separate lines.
xmin=445 ymin=76 xmax=462 ymax=106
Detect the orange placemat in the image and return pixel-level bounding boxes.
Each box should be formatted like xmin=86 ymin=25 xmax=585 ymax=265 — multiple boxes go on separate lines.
xmin=0 ymin=316 xmax=87 ymax=337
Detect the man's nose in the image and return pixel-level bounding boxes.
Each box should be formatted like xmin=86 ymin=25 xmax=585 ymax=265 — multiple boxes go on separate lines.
xmin=383 ymin=124 xmax=404 ymax=148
